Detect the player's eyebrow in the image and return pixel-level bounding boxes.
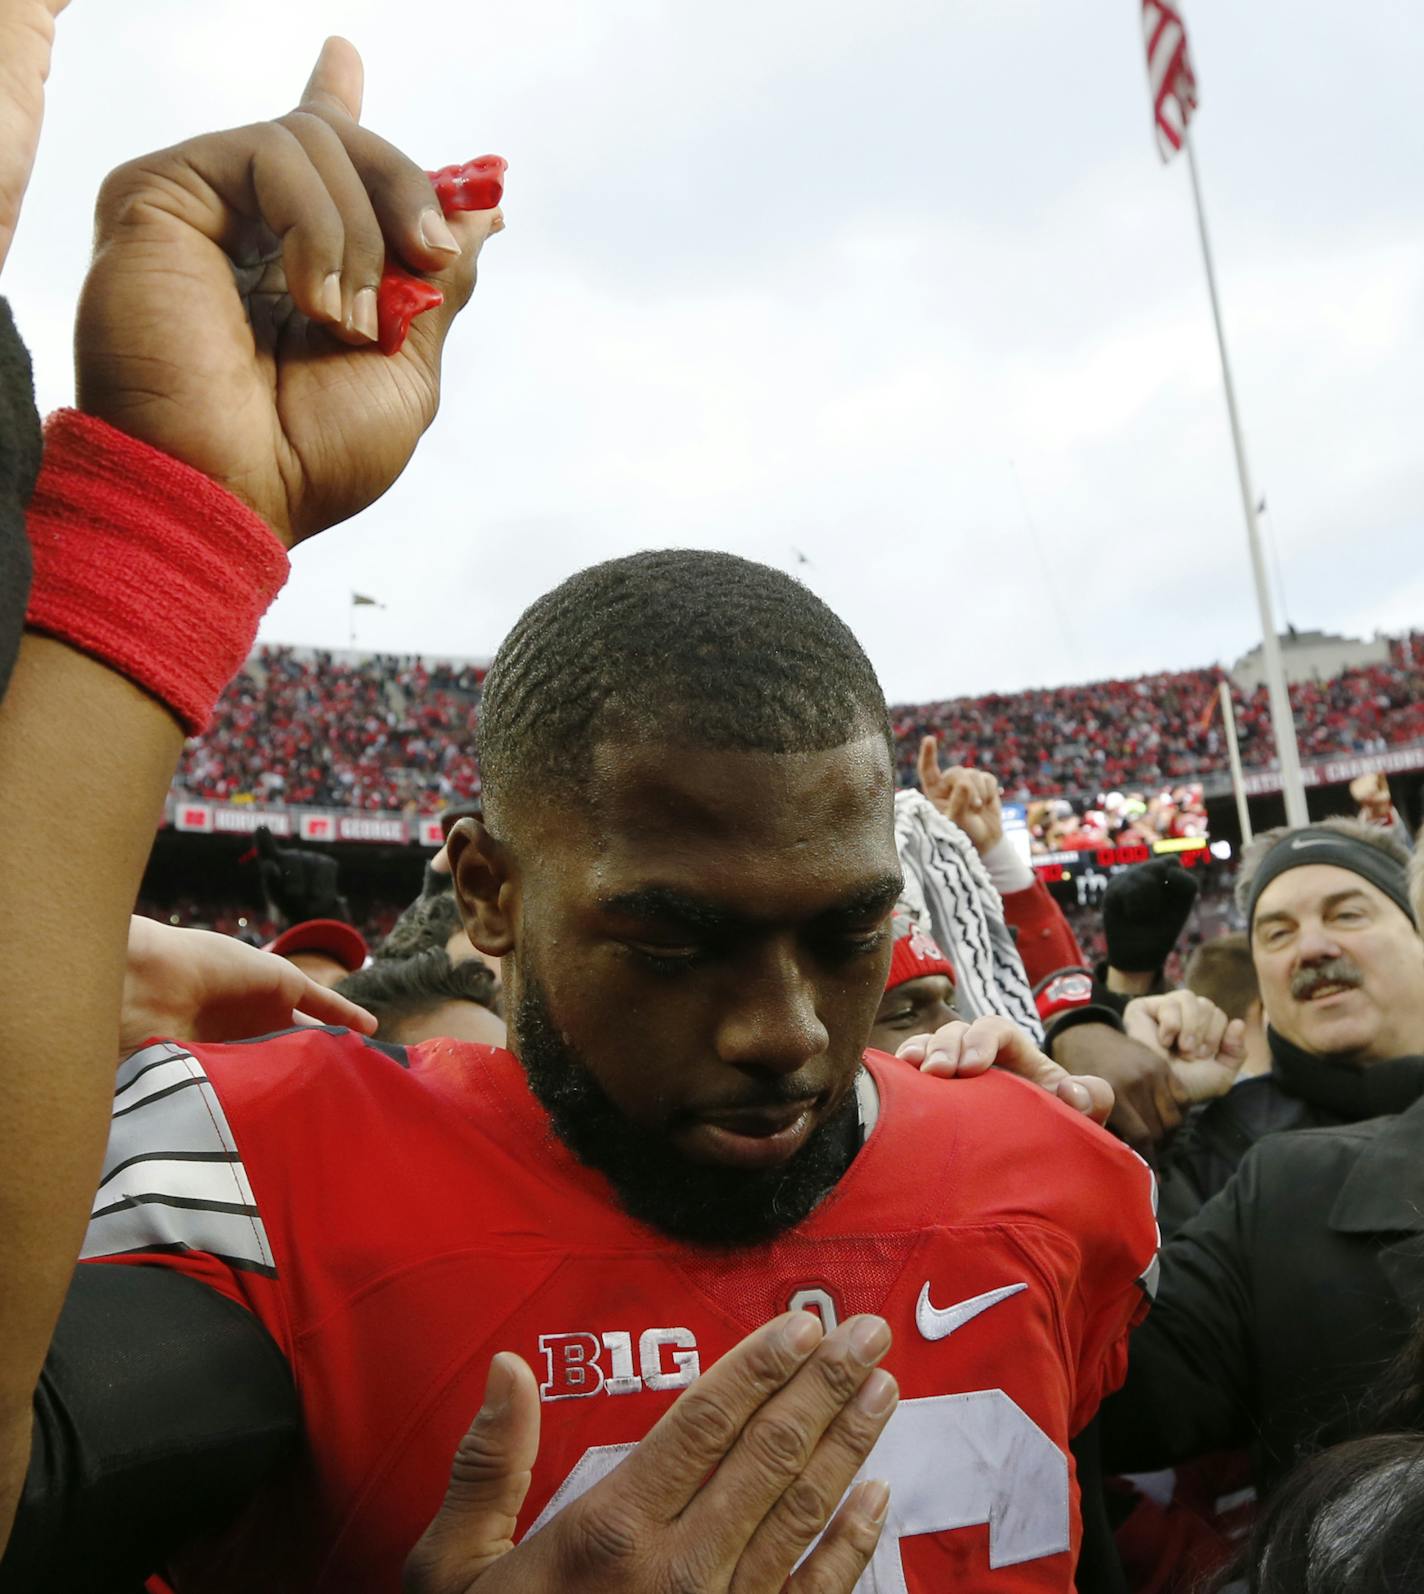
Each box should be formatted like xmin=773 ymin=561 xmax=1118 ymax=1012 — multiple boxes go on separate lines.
xmin=815 ymin=874 xmax=906 ymax=927
xmin=599 ymin=872 xmax=904 ymax=934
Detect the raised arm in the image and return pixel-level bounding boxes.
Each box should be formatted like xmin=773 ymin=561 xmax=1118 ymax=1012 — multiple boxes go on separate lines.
xmin=0 ymin=36 xmax=500 ymax=1548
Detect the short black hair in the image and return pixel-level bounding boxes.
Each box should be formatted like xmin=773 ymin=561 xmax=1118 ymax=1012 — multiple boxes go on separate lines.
xmin=336 ymin=949 xmax=497 ymax=1040
xmin=377 ymin=889 xmax=463 ymax=961
xmin=478 ymin=550 xmax=892 ymax=820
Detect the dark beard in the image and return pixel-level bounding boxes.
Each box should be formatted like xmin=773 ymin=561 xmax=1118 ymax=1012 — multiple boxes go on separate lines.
xmin=514 ymin=974 xmax=862 ymax=1246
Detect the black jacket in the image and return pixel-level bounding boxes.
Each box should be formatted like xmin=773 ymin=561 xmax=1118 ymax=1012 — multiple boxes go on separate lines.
xmin=1101 ymin=1091 xmax=1424 ymax=1493
xmin=1155 ymin=1033 xmax=1424 ymax=1236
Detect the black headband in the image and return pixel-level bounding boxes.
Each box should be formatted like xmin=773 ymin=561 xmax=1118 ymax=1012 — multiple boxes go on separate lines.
xmin=1246 ymin=827 xmax=1415 ymax=932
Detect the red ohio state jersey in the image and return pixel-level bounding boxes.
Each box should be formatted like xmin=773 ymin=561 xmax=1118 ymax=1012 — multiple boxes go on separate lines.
xmin=88 ymin=1032 xmax=1157 ymax=1592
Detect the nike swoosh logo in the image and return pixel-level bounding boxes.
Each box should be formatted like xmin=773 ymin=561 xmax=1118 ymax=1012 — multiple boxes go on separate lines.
xmin=1290 ymin=837 xmax=1333 ymax=849
xmin=916 ymin=1281 xmax=1028 ymax=1341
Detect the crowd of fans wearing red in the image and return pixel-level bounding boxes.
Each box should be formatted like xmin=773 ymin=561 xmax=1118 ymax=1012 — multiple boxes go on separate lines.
xmin=177 ymin=649 xmax=488 ymax=813
xmin=175 ymin=635 xmax=1424 ymax=814
xmin=894 ymin=632 xmax=1424 ymax=802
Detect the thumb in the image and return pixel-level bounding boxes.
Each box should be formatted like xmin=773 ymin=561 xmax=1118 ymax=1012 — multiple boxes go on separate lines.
xmin=1053 ymin=1072 xmax=1114 ymax=1126
xmin=302 ymin=35 xmax=365 ymax=123
xmin=405 ymin=1353 xmax=541 ymax=1592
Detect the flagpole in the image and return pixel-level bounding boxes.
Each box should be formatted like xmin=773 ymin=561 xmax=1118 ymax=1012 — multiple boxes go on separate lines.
xmin=1218 ymin=678 xmax=1252 ymax=845
xmin=1182 ymin=127 xmax=1308 ymax=827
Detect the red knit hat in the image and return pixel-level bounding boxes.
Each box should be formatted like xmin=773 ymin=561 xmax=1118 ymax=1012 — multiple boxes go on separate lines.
xmin=885 ymin=918 xmax=957 ymax=992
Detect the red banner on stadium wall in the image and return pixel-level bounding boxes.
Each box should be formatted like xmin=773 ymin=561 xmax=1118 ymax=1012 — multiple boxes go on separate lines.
xmin=166 ymin=799 xmax=447 ymax=847
xmin=335 ymin=815 xmax=408 ymax=844
xmin=1230 ymin=743 xmax=1424 ymax=798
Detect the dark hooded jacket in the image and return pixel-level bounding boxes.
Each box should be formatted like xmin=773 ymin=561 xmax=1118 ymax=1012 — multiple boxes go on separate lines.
xmin=1155 ymin=1029 xmax=1424 ymax=1236
xmin=1103 ymin=1083 xmax=1424 ymax=1493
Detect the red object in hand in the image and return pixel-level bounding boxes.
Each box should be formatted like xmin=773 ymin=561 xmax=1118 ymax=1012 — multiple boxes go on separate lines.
xmin=375 ymin=155 xmax=507 ymax=357
xmin=376 ymin=269 xmax=444 ymax=357
xmin=427 ymin=155 xmax=507 ymax=214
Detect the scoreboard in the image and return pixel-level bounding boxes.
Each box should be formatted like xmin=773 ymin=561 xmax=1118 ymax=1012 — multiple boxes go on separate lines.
xmin=1032 ymin=835 xmax=1213 ymax=890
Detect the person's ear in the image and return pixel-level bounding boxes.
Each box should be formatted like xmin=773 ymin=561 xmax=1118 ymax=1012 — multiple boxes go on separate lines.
xmin=447 ymin=818 xmax=517 ymax=958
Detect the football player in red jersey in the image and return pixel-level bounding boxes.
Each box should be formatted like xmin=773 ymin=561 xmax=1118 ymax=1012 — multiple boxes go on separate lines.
xmin=3 ymin=542 xmax=1158 ymax=1594
xmin=0 ymin=39 xmax=1157 ymax=1594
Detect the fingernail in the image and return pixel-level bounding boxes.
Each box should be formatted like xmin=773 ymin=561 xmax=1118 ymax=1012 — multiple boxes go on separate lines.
xmin=783 ymin=1311 xmax=822 ymax=1357
xmin=419 ymin=208 xmax=462 ymax=256
xmin=854 ymin=1370 xmax=898 ymax=1418
xmin=320 ymin=271 xmax=343 ymax=323
xmin=849 ymin=1316 xmax=891 ymax=1366
xmin=896 ymin=1041 xmax=925 ymax=1061
xmin=860 ymin=1479 xmax=891 ymax=1525
xmin=962 ymin=1045 xmax=988 ymax=1067
xmin=1062 ymin=1081 xmax=1090 ymax=1110
xmin=481 ymin=1351 xmax=515 ymax=1419
xmin=352 ymin=286 xmax=379 ymax=342
xmin=925 ymin=1048 xmax=951 ymax=1070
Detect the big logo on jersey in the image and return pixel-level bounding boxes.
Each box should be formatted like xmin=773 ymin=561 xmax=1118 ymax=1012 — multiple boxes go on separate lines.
xmin=524 ymin=1389 xmax=1070 ymax=1590
xmin=539 ymin=1327 xmax=700 ymax=1400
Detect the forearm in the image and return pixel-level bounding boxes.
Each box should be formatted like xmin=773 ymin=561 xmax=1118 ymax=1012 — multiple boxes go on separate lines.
xmin=0 ymin=635 xmax=183 ymax=1544
xmin=1105 ymin=966 xmax=1156 ymax=997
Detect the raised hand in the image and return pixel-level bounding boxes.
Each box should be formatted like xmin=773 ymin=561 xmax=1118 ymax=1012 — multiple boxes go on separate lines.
xmin=73 ymin=36 xmax=504 ymax=547
xmin=0 ymin=0 xmax=70 ymax=273
xmin=405 ymin=1312 xmax=896 ymax=1594
xmin=915 ymin=738 xmax=1003 ymax=857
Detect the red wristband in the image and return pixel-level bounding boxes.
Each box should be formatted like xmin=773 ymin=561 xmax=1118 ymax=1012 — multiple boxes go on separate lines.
xmin=24 ymin=409 xmax=289 ymax=734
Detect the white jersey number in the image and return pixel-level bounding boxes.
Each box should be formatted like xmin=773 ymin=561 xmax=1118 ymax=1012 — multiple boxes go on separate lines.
xmin=522 ymin=1389 xmax=1069 ymax=1590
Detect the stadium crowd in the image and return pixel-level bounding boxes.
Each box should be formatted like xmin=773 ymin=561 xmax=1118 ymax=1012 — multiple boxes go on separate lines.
xmin=172 ymin=636 xmax=1424 ymax=817
xmin=893 ymin=634 xmax=1424 ymax=803
xmin=5 ymin=13 xmax=1424 ymax=1594
xmin=177 ymin=647 xmax=485 ymax=812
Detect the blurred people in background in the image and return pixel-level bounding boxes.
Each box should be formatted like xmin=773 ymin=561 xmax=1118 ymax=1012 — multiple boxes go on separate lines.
xmin=1352 ymin=770 xmax=1412 ymax=851
xmin=1185 ymin=933 xmax=1269 ymax=1080
xmin=335 ymin=949 xmax=504 ymax=1046
xmin=170 ymin=642 xmax=1424 ymax=825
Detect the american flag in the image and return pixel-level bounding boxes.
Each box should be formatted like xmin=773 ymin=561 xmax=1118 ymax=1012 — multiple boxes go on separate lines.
xmin=1142 ymin=0 xmax=1199 ymax=161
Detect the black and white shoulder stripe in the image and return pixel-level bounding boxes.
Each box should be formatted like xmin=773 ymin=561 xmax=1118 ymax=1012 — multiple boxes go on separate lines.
xmin=83 ymin=1040 xmax=276 ymax=1277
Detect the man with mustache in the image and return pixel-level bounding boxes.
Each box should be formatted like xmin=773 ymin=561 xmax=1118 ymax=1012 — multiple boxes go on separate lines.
xmin=1100 ymin=819 xmax=1424 ymax=1501
xmin=1153 ymin=817 xmax=1424 ymax=1231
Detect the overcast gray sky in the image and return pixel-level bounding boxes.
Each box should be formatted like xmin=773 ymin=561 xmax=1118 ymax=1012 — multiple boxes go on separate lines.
xmin=8 ymin=0 xmax=1421 ymax=703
